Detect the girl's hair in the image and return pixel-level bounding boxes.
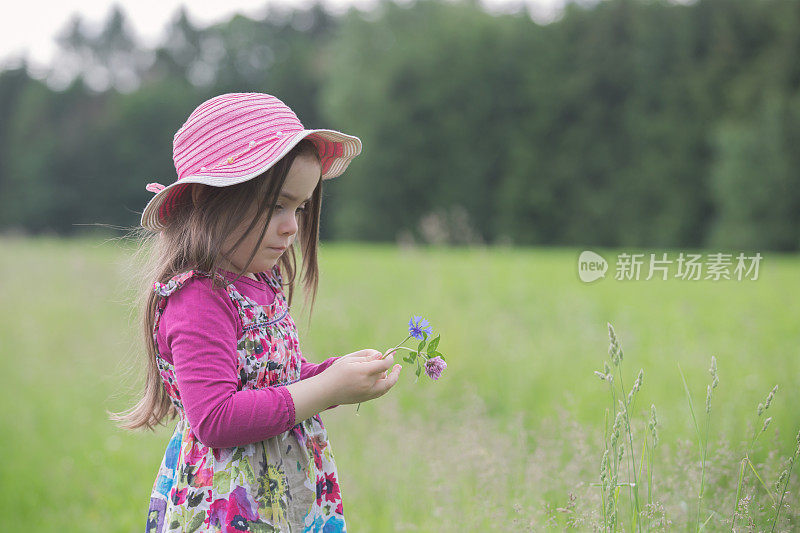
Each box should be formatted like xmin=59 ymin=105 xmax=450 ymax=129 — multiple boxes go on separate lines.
xmin=108 ymin=139 xmax=323 ymax=432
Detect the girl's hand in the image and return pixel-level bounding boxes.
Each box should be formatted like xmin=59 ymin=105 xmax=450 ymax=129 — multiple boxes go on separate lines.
xmin=322 ymin=349 xmax=401 ymax=406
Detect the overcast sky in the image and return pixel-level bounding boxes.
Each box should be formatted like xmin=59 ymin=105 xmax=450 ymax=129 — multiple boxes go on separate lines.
xmin=1 ymin=0 xmax=573 ymax=72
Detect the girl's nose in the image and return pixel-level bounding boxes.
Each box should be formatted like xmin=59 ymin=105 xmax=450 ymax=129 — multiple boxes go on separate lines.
xmin=280 ymin=212 xmax=298 ymax=236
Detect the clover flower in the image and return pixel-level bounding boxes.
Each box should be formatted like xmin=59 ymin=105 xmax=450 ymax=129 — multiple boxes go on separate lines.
xmin=425 ymin=356 xmax=447 ymax=380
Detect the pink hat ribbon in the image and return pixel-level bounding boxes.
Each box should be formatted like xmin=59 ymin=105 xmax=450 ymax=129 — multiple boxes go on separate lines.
xmin=146 ymin=182 xmax=166 ymax=194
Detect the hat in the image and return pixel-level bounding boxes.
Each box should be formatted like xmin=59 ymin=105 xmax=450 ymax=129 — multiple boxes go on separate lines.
xmin=140 ymin=92 xmax=362 ymax=232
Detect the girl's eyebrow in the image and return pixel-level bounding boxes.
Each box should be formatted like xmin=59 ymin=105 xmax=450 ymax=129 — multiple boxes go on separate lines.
xmin=279 ymin=192 xmax=312 ymax=203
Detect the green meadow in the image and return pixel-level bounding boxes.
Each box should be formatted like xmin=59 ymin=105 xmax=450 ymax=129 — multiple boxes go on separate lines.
xmin=1 ymin=235 xmax=798 ymax=531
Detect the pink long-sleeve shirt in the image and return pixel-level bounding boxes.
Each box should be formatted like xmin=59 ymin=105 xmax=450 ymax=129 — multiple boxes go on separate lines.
xmin=156 ymin=268 xmax=339 ymax=448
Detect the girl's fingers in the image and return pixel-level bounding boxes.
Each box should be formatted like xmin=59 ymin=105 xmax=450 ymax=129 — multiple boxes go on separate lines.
xmin=380 ymin=364 xmax=401 ymax=381
xmin=345 ymin=349 xmax=381 ymax=359
xmin=368 ymin=353 xmax=394 ymax=374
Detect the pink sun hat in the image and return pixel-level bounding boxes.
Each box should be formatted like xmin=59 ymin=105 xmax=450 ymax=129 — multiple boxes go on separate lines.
xmin=140 ymin=92 xmax=362 ymax=232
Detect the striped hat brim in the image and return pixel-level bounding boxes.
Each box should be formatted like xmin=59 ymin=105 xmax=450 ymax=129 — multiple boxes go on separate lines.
xmin=140 ymin=128 xmax=362 ymax=232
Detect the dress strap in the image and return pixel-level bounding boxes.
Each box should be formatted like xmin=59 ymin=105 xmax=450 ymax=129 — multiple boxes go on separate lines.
xmin=152 ymin=269 xmax=230 ymax=298
xmin=260 ymin=263 xmax=284 ymax=294
xmin=153 ymin=271 xmax=196 ymax=297
xmin=152 ymin=267 xmax=286 ymax=332
xmin=153 ymin=264 xmax=283 ymax=297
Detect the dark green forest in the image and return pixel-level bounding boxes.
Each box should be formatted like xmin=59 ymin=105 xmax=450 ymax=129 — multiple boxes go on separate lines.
xmin=1 ymin=0 xmax=799 ymax=250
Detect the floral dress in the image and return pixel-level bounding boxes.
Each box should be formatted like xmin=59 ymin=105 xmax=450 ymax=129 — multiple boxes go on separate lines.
xmin=145 ymin=264 xmax=346 ymax=533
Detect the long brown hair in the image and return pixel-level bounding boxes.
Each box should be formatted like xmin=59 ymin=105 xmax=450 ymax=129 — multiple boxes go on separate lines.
xmin=108 ymin=139 xmax=323 ymax=432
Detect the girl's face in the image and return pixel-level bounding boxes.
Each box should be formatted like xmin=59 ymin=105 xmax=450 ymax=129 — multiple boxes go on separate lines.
xmin=217 ymin=155 xmax=321 ymax=278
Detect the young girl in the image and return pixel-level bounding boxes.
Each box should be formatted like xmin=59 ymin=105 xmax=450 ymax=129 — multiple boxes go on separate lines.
xmin=109 ymin=93 xmax=402 ymax=533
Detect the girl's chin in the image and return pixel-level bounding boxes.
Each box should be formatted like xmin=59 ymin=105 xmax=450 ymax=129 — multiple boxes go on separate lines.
xmin=256 ymin=257 xmax=279 ymax=270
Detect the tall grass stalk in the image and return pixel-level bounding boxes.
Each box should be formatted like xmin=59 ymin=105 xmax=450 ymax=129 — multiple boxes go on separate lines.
xmin=771 ymin=431 xmax=800 ymax=532
xmin=593 ymin=322 xmax=796 ymax=531
xmin=596 ymin=323 xmax=643 ymax=532
xmin=646 ymin=404 xmax=658 ymax=508
xmin=677 ymin=356 xmax=718 ymax=531
xmin=731 ymin=385 xmax=778 ymax=531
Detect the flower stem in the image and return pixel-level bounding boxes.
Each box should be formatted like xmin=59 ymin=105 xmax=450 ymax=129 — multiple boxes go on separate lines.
xmin=382 ymin=346 xmax=423 ymax=358
xmin=381 ymin=336 xmax=414 ymax=359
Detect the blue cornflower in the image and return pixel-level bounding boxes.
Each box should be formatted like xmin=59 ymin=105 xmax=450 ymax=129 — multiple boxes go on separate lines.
xmin=408 ymin=316 xmax=433 ymax=340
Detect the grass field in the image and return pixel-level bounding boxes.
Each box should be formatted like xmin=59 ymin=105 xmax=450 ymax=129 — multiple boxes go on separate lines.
xmin=0 ymin=235 xmax=798 ymax=531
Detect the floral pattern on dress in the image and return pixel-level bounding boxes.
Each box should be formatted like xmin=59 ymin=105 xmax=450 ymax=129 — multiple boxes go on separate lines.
xmin=145 ymin=264 xmax=346 ymax=532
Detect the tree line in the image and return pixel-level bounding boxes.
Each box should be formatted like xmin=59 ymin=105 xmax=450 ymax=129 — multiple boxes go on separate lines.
xmin=1 ymin=0 xmax=798 ymax=250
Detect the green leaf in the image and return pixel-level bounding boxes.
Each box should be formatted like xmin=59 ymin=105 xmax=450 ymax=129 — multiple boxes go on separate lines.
xmin=427 ymin=335 xmax=440 ymax=354
xmin=415 ymin=364 xmax=422 ymax=377
xmin=433 ymin=351 xmax=446 ymax=361
xmin=410 ymin=351 xmax=418 ymax=361
xmin=231 ymin=447 xmax=243 ymax=462
xmin=403 ymin=355 xmax=413 ymax=363
xmin=187 ymin=490 xmax=204 ymax=508
xmin=249 ymin=520 xmax=277 ymax=532
xmin=187 ymin=512 xmax=205 ymax=533
xmin=213 ymin=467 xmax=231 ymax=493
xmin=417 ymin=339 xmax=426 ymax=353
xmin=241 ymin=457 xmax=257 ymax=486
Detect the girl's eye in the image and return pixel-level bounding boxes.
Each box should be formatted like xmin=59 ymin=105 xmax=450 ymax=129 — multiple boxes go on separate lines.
xmin=276 ymin=204 xmax=308 ymax=214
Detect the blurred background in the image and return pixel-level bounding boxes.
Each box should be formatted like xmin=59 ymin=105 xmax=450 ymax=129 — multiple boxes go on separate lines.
xmin=1 ymin=0 xmax=799 ymax=530
xmin=2 ymin=0 xmax=799 ymax=250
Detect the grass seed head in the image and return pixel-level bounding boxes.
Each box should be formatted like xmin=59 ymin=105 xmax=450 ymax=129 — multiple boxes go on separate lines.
xmin=765 ymin=385 xmax=778 ymax=410
xmin=776 ymin=469 xmax=789 ymax=491
xmin=629 ymin=369 xmax=643 ymax=401
xmin=608 ymin=344 xmax=620 ymax=366
xmin=649 ymin=404 xmax=659 ymax=446
xmin=607 ymin=323 xmax=623 ymax=365
xmin=606 ymin=499 xmax=616 ymax=527
xmin=709 ymin=356 xmax=719 ymax=389
xmin=611 ymin=411 xmax=623 ymax=447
